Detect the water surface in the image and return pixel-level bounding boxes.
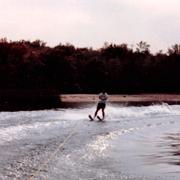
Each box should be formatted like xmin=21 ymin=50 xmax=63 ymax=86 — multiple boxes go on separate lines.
xmin=0 ymin=103 xmax=180 ymax=179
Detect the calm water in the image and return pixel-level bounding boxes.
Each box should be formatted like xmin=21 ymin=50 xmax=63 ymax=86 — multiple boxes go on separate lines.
xmin=0 ymin=103 xmax=180 ymax=179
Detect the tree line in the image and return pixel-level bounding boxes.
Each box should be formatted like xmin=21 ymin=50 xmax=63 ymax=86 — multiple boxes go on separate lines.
xmin=0 ymin=38 xmax=180 ymax=94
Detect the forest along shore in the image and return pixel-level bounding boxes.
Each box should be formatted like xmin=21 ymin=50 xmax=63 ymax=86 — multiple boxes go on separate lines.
xmin=0 ymin=89 xmax=61 ymax=111
xmin=60 ymin=94 xmax=180 ymax=105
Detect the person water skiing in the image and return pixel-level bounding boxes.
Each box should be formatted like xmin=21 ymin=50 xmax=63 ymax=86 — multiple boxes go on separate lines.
xmin=89 ymin=91 xmax=108 ymax=121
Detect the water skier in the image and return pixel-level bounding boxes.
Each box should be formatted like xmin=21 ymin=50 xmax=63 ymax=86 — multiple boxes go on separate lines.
xmin=89 ymin=92 xmax=108 ymax=121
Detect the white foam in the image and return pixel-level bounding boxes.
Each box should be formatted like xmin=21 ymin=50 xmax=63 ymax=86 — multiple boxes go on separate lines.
xmin=0 ymin=120 xmax=69 ymax=145
xmin=0 ymin=104 xmax=180 ymax=145
xmin=106 ymin=104 xmax=180 ymax=120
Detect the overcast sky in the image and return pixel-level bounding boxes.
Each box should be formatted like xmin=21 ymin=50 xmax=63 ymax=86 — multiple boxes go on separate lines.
xmin=0 ymin=0 xmax=179 ymax=52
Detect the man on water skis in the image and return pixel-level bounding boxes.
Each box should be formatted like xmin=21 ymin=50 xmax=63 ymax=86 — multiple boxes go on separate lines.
xmin=89 ymin=91 xmax=108 ymax=121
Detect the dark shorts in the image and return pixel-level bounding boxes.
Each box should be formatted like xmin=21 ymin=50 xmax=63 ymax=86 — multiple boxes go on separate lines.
xmin=97 ymin=102 xmax=106 ymax=110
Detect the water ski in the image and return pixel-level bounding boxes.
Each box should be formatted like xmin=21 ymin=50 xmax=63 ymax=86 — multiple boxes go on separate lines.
xmin=88 ymin=115 xmax=94 ymax=121
xmin=97 ymin=116 xmax=104 ymax=121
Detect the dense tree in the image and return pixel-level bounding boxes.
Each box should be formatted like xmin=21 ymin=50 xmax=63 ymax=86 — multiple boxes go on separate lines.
xmin=136 ymin=41 xmax=150 ymax=54
xmin=168 ymin=44 xmax=180 ymax=56
xmin=0 ymin=39 xmax=180 ymax=93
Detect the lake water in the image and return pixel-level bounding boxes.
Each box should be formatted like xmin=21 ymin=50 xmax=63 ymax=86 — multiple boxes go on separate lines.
xmin=0 ymin=103 xmax=180 ymax=179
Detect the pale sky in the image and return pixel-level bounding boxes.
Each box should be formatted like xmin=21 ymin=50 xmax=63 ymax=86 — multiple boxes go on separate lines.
xmin=0 ymin=0 xmax=180 ymax=53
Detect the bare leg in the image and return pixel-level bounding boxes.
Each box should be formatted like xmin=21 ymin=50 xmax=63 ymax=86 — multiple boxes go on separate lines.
xmin=94 ymin=108 xmax=99 ymax=119
xmin=102 ymin=108 xmax=105 ymax=119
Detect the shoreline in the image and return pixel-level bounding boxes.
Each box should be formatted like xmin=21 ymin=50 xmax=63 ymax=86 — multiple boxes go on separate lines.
xmin=1 ymin=94 xmax=180 ymax=111
xmin=60 ymin=94 xmax=180 ymax=103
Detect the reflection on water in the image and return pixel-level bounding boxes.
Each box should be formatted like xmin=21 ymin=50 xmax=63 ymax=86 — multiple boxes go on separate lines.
xmin=162 ymin=133 xmax=180 ymax=166
xmin=142 ymin=132 xmax=180 ymax=170
xmin=88 ymin=133 xmax=112 ymax=155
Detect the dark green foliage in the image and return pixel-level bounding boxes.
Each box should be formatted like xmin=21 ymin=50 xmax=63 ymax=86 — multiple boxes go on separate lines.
xmin=0 ymin=39 xmax=180 ymax=93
